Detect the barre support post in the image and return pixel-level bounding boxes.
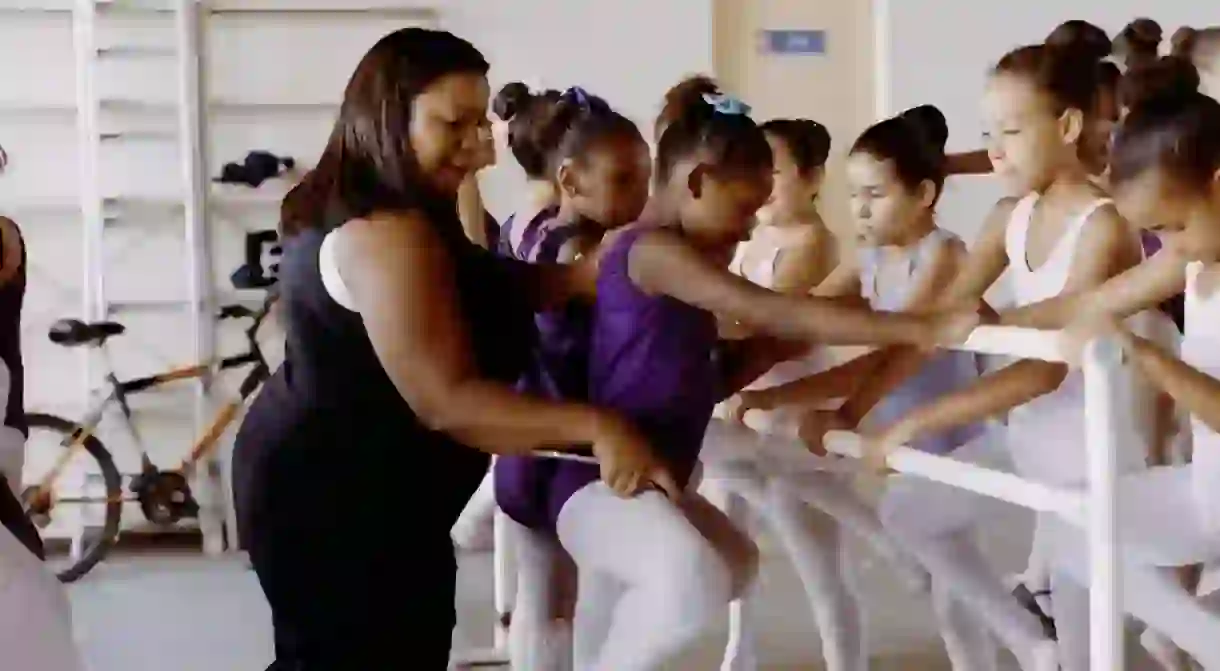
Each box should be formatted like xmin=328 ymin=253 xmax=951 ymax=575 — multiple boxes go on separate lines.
xmin=1082 ymin=337 xmax=1124 ymax=671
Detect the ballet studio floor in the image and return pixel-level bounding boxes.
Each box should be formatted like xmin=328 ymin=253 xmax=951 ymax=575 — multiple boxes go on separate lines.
xmin=65 ymin=507 xmax=1166 ymax=670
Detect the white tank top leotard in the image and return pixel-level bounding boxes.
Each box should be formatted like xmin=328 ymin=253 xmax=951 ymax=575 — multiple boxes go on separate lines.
xmin=717 ymin=228 xmax=830 ymax=440
xmin=1183 ymin=262 xmax=1220 ymax=531
xmin=856 ymin=229 xmax=984 ymax=455
xmin=1003 ymin=193 xmax=1155 ymax=485
xmin=730 ymin=227 xmax=828 ymax=391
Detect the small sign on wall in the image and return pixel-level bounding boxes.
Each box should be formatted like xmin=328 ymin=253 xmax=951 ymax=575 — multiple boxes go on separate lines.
xmin=760 ymin=29 xmax=826 ymax=55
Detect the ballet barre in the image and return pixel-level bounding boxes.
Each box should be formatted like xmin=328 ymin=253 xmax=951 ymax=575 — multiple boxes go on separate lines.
xmin=460 ymin=324 xmax=1129 ymax=671
xmin=822 ymin=432 xmax=1087 ymax=524
xmin=827 ymin=325 xmax=1127 ymax=671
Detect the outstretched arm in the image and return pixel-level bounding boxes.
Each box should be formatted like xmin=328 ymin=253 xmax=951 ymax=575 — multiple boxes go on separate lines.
xmin=837 ymin=238 xmax=968 ymax=426
xmin=799 ymin=200 xmax=1014 ymax=422
xmin=334 ymin=212 xmax=617 ymax=455
xmin=945 ymin=150 xmax=993 ymax=176
xmin=878 ymin=204 xmax=1144 ymax=444
xmin=628 ymin=229 xmax=963 ymax=348
xmin=880 ymin=360 xmax=1067 ymax=444
xmin=1001 ymin=249 xmax=1187 ymax=330
xmin=1122 ymin=330 xmax=1220 ymax=435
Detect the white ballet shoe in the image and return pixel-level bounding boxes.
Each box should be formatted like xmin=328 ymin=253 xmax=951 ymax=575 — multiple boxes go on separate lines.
xmin=1140 ymin=628 xmax=1192 ymax=671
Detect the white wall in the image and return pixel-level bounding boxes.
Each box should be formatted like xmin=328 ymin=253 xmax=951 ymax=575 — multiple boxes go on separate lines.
xmin=0 ymin=0 xmax=713 ymax=537
xmin=878 ymin=1 xmax=1214 ymax=250
xmin=458 ymin=1 xmax=713 ymax=218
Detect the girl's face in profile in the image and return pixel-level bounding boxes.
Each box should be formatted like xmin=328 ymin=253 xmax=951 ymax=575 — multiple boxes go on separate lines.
xmin=1113 ymin=165 xmax=1220 ymax=262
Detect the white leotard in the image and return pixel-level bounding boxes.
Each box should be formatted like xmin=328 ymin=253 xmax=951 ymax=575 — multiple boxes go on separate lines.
xmin=731 ymin=227 xmax=827 ymax=391
xmin=1003 ymin=193 xmax=1153 ymax=485
xmin=1184 ymin=262 xmax=1220 ymax=531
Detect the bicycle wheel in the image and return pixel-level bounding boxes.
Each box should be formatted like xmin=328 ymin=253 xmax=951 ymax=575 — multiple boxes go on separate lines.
xmin=22 ymin=413 xmax=123 ymax=583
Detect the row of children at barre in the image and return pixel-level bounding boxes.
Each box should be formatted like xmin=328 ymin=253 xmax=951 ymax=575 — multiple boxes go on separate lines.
xmin=439 ymin=18 xmax=1220 ymax=671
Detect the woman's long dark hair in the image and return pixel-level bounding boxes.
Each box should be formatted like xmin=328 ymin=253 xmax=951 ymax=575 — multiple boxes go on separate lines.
xmin=280 ymin=28 xmax=489 ymax=236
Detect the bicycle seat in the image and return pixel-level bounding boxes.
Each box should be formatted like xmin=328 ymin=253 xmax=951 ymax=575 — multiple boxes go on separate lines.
xmin=48 ymin=319 xmax=125 ymax=347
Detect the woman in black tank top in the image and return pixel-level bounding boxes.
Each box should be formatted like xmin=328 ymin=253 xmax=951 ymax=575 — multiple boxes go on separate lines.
xmin=0 ymin=212 xmax=41 ymax=560
xmin=232 ymin=29 xmax=671 ymax=669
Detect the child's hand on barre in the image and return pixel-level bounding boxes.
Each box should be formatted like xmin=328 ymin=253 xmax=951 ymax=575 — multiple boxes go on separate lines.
xmin=923 ymin=303 xmax=983 ymax=350
xmin=590 ymin=414 xmax=680 ymax=501
xmin=860 ymin=419 xmax=916 ymax=474
xmin=797 ymin=409 xmax=852 ymax=457
xmin=1058 ymin=313 xmax=1131 ymax=367
xmin=724 ymin=390 xmax=772 ymax=425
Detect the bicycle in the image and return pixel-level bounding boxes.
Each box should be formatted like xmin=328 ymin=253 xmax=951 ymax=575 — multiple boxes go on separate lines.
xmin=22 ymin=248 xmax=280 ymax=583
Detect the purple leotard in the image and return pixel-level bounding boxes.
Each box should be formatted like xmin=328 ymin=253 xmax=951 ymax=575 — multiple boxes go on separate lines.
xmin=494 ymin=209 xmax=598 ymax=529
xmin=541 ymin=226 xmax=720 ymax=527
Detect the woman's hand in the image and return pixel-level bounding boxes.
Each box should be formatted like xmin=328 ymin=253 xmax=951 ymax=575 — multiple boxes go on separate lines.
xmin=797 ymin=408 xmax=853 ymax=457
xmin=590 ymin=414 xmax=680 ymax=501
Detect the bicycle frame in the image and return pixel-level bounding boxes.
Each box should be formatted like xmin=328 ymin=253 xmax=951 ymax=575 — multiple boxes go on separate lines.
xmin=32 ymin=294 xmax=277 ymax=494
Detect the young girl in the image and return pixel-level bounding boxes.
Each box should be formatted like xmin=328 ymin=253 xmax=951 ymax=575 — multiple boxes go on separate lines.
xmin=707 ymin=115 xmax=880 ymax=671
xmin=736 ymin=107 xmax=1013 ymax=671
xmin=527 ymin=90 xmax=980 ymax=671
xmin=451 ymin=81 xmax=566 ymax=551
xmin=1031 ymin=54 xmax=1220 ymax=671
xmin=854 ymin=42 xmax=1180 ymax=671
xmin=487 ymin=87 xmax=652 ymax=671
xmin=945 ymin=20 xmax=1117 ymax=178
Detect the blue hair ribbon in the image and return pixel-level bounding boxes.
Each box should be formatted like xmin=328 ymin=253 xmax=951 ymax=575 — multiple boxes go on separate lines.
xmin=702 ymin=92 xmax=752 ymax=116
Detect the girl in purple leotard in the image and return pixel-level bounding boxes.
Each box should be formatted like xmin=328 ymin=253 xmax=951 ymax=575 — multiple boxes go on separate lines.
xmin=541 ymin=87 xmax=981 ymax=671
xmin=488 ymin=87 xmax=652 ymax=670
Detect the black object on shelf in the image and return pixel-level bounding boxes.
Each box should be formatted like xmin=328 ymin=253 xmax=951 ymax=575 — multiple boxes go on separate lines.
xmin=215 ymin=150 xmax=296 ymax=188
xmin=231 ymin=230 xmax=281 ymax=290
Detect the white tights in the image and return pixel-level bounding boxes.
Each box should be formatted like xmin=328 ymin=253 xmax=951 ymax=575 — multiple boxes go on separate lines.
xmin=0 ymin=526 xmax=84 ymax=671
xmin=878 ymin=435 xmax=1057 ymax=671
xmin=700 ymin=418 xmax=927 ymax=671
xmin=1039 ymin=463 xmax=1220 ymax=671
xmin=504 ymin=517 xmax=575 ymax=671
xmin=556 ymin=483 xmax=758 ymax=671
xmin=452 ymin=465 xmax=497 ymax=549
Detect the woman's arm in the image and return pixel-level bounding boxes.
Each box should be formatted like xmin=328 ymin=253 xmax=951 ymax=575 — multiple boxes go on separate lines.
xmin=629 ymin=230 xmax=971 ymax=348
xmin=0 ymin=217 xmax=23 ymax=288
xmin=1001 ymin=249 xmax=1188 ymax=330
xmin=1122 ymin=331 xmax=1220 ymax=434
xmin=334 ymin=213 xmax=617 ymax=454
